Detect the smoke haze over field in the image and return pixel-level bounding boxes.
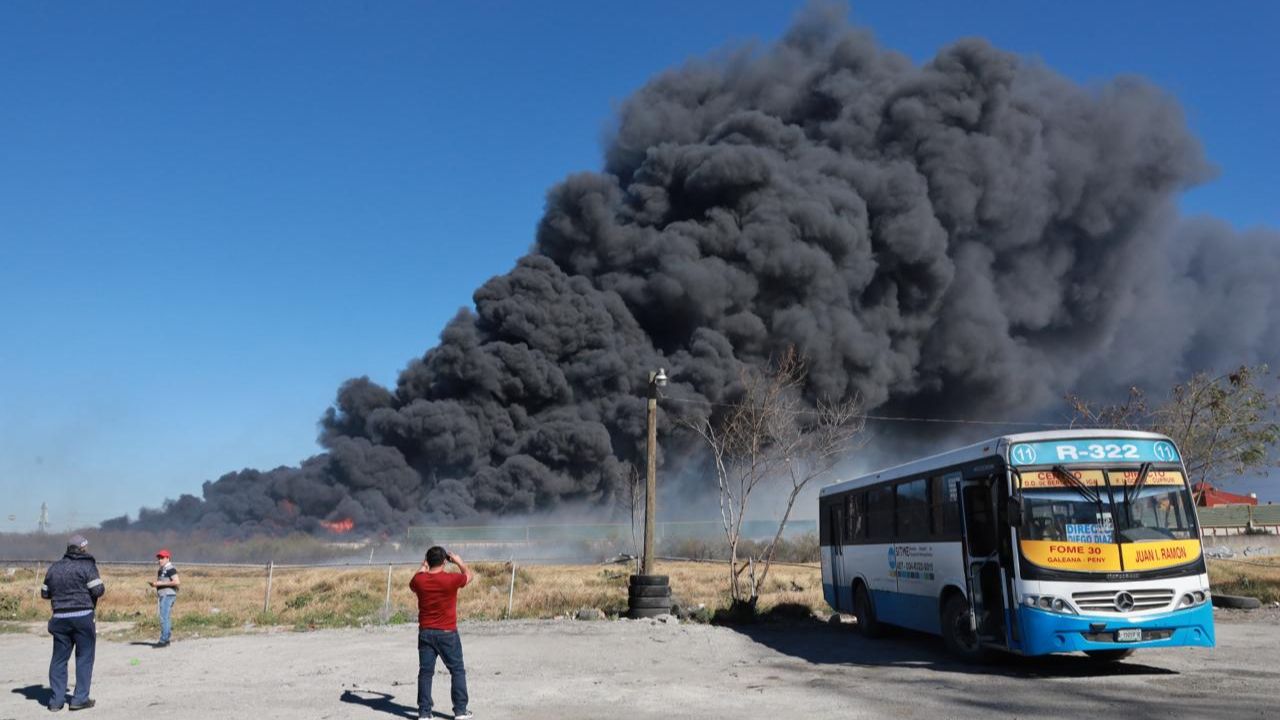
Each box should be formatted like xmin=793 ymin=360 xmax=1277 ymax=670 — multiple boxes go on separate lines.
xmin=123 ymin=4 xmax=1280 ymax=535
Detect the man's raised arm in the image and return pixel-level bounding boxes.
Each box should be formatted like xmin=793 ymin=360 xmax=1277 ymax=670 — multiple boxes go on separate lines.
xmin=447 ymin=551 xmax=473 ymax=585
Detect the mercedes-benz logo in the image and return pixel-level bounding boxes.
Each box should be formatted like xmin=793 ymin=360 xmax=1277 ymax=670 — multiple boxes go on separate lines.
xmin=1114 ymin=591 xmax=1136 ymax=612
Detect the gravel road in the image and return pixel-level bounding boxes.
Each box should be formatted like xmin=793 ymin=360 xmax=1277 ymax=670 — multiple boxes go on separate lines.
xmin=2 ymin=609 xmax=1276 ymax=719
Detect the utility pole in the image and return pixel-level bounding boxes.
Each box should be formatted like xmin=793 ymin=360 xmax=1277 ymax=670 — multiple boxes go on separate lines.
xmin=641 ymin=368 xmax=667 ymax=576
xmin=629 ymin=367 xmax=672 ymax=619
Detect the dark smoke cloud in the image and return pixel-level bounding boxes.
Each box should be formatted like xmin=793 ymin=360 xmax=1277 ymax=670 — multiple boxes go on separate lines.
xmin=123 ymin=3 xmax=1280 ymax=535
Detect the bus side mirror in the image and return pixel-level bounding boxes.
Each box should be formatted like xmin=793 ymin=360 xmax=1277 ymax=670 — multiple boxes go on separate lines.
xmin=1006 ymin=497 xmax=1024 ymax=527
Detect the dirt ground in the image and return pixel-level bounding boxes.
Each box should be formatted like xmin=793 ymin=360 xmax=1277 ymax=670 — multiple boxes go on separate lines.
xmin=2 ymin=608 xmax=1277 ymax=720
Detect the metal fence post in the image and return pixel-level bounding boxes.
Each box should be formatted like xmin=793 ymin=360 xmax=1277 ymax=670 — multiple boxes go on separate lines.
xmin=506 ymin=561 xmax=516 ymax=618
xmin=383 ymin=563 xmax=393 ymax=619
xmin=263 ymin=561 xmax=274 ymax=613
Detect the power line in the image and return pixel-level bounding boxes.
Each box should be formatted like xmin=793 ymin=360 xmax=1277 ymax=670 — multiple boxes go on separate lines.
xmin=659 ymin=395 xmax=1067 ymax=428
xmin=659 ymin=394 xmax=1279 ymax=431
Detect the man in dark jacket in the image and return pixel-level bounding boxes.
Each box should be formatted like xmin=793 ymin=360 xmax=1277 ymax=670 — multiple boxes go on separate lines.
xmin=41 ymin=534 xmax=105 ymax=711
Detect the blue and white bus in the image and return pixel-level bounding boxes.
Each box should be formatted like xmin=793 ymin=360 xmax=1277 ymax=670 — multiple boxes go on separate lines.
xmin=819 ymin=430 xmax=1214 ymax=661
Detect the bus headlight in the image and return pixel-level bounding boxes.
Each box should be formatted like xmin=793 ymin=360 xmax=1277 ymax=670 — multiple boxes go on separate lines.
xmin=1023 ymin=595 xmax=1077 ymax=615
xmin=1179 ymin=590 xmax=1210 ymax=608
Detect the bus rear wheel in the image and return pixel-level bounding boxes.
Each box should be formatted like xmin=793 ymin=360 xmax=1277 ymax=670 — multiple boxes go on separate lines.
xmin=852 ymin=584 xmax=886 ymax=638
xmin=1084 ymin=649 xmax=1136 ymax=663
xmin=941 ymin=594 xmax=992 ymax=662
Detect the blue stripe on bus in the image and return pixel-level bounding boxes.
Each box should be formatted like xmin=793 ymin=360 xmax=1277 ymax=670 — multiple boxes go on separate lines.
xmin=871 ymin=590 xmax=940 ymax=634
xmin=825 ymin=584 xmax=942 ymax=634
xmin=822 ymin=582 xmax=851 ymax=613
xmin=1017 ymin=602 xmax=1214 ymax=655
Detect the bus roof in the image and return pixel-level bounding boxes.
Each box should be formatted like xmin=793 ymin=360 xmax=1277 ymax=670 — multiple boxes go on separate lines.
xmin=819 ymin=428 xmax=1174 ymax=497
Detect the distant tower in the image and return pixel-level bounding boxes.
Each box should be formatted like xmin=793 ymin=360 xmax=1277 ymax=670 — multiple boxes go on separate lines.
xmin=38 ymin=502 xmax=50 ymax=534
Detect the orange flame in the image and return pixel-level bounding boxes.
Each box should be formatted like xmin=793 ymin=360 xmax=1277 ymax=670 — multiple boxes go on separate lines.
xmin=321 ymin=518 xmax=355 ymax=534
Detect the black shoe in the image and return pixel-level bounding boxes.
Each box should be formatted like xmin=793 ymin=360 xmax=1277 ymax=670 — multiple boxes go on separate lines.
xmin=68 ymin=699 xmax=95 ymax=711
xmin=47 ymin=705 xmax=64 ymax=712
xmin=156 ymin=641 xmax=170 ymax=648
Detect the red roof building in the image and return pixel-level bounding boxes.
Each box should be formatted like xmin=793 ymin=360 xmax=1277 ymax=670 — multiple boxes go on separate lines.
xmin=1192 ymin=482 xmax=1258 ymax=507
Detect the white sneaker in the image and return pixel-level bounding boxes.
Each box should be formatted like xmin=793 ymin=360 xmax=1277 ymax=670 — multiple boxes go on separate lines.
xmin=455 ymin=713 xmax=474 ymax=720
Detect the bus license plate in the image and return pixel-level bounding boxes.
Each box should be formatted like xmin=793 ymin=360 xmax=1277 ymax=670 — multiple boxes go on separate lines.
xmin=1115 ymin=628 xmax=1142 ymax=642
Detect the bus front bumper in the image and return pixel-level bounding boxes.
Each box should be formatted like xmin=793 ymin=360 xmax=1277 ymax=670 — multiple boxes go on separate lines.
xmin=1017 ymin=603 xmax=1215 ymax=656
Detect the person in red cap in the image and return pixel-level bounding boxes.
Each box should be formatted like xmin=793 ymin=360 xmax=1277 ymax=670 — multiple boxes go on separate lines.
xmin=149 ymin=549 xmax=180 ymax=647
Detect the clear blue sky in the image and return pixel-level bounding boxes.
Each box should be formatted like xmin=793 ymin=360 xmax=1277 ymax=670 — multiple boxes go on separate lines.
xmin=2 ymin=1 xmax=1277 ymax=531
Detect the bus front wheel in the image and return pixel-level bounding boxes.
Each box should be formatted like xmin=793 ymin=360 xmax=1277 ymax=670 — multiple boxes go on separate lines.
xmin=852 ymin=584 xmax=885 ymax=638
xmin=941 ymin=594 xmax=991 ymax=662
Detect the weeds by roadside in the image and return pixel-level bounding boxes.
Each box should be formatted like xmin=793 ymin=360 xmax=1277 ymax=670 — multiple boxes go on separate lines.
xmin=1208 ymin=557 xmax=1280 ymax=603
xmin=0 ymin=560 xmax=824 ymax=638
xmin=7 ymin=554 xmax=1272 ymax=638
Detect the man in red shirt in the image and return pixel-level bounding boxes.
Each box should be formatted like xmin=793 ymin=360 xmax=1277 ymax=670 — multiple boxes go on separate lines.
xmin=409 ymin=546 xmax=473 ymax=720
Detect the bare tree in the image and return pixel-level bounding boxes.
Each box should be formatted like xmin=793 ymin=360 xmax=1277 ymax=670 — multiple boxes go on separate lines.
xmin=683 ymin=348 xmax=866 ymax=608
xmin=1067 ymin=365 xmax=1280 ymax=501
xmin=616 ymin=463 xmax=645 ymax=568
xmin=1066 ymin=385 xmax=1151 ymax=430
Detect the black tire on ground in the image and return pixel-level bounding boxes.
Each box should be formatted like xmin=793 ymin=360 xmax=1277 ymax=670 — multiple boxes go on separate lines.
xmin=1084 ymin=649 xmax=1137 ymax=662
xmin=627 ymin=607 xmax=669 ymax=619
xmin=629 ymin=575 xmax=670 ymax=587
xmin=1212 ymin=593 xmax=1262 ymax=610
xmin=852 ymin=583 xmax=886 ymax=639
xmin=628 ymin=597 xmax=675 ymax=610
xmin=628 ymin=585 xmax=672 ymax=598
xmin=940 ymin=594 xmax=992 ymax=662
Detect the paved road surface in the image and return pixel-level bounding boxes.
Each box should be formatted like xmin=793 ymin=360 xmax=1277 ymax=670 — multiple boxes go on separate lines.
xmin=1 ymin=610 xmax=1275 ymax=719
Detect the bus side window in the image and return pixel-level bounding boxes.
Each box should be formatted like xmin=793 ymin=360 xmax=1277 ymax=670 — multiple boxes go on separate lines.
xmin=846 ymin=493 xmax=865 ymax=542
xmin=829 ymin=501 xmax=845 ymax=545
xmin=930 ymin=474 xmax=962 ymax=537
xmin=964 ymin=484 xmax=997 ymax=557
xmin=868 ymin=485 xmax=894 ymax=541
xmin=855 ymin=493 xmax=867 ymax=540
xmin=897 ymin=479 xmax=928 ymax=539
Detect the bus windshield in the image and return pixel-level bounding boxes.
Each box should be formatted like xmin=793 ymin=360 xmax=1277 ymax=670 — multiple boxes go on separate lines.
xmin=1020 ymin=484 xmax=1114 ymax=543
xmin=1111 ymin=470 xmax=1198 ymax=541
xmin=1019 ymin=467 xmax=1196 ymax=542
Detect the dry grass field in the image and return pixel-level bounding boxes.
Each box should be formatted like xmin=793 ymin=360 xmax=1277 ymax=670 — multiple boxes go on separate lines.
xmin=6 ymin=555 xmax=1277 ymax=639
xmin=1207 ymin=556 xmax=1280 ymax=603
xmin=1 ymin=560 xmax=825 ymax=638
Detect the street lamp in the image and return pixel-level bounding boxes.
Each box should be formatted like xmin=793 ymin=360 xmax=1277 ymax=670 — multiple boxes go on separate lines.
xmin=642 ymin=367 xmax=667 ymax=576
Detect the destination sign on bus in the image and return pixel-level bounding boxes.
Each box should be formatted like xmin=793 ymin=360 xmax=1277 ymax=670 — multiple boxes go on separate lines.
xmin=1018 ymin=468 xmax=1186 ymax=489
xmin=1009 ymin=439 xmax=1180 ymax=466
xmin=1021 ymin=539 xmax=1201 ymax=572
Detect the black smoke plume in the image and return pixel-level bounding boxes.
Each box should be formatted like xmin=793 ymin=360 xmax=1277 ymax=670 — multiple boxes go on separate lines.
xmin=124 ymin=4 xmax=1280 ymax=535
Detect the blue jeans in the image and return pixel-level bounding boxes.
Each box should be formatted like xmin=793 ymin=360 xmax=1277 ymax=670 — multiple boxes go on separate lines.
xmin=48 ymin=614 xmax=95 ymax=708
xmin=417 ymin=628 xmax=468 ymax=717
xmin=158 ymin=594 xmax=176 ymax=642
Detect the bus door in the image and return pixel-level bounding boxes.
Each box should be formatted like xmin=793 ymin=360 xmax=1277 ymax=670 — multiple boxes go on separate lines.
xmin=959 ymin=474 xmax=1008 ymax=645
xmin=828 ymin=499 xmax=846 ymax=611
